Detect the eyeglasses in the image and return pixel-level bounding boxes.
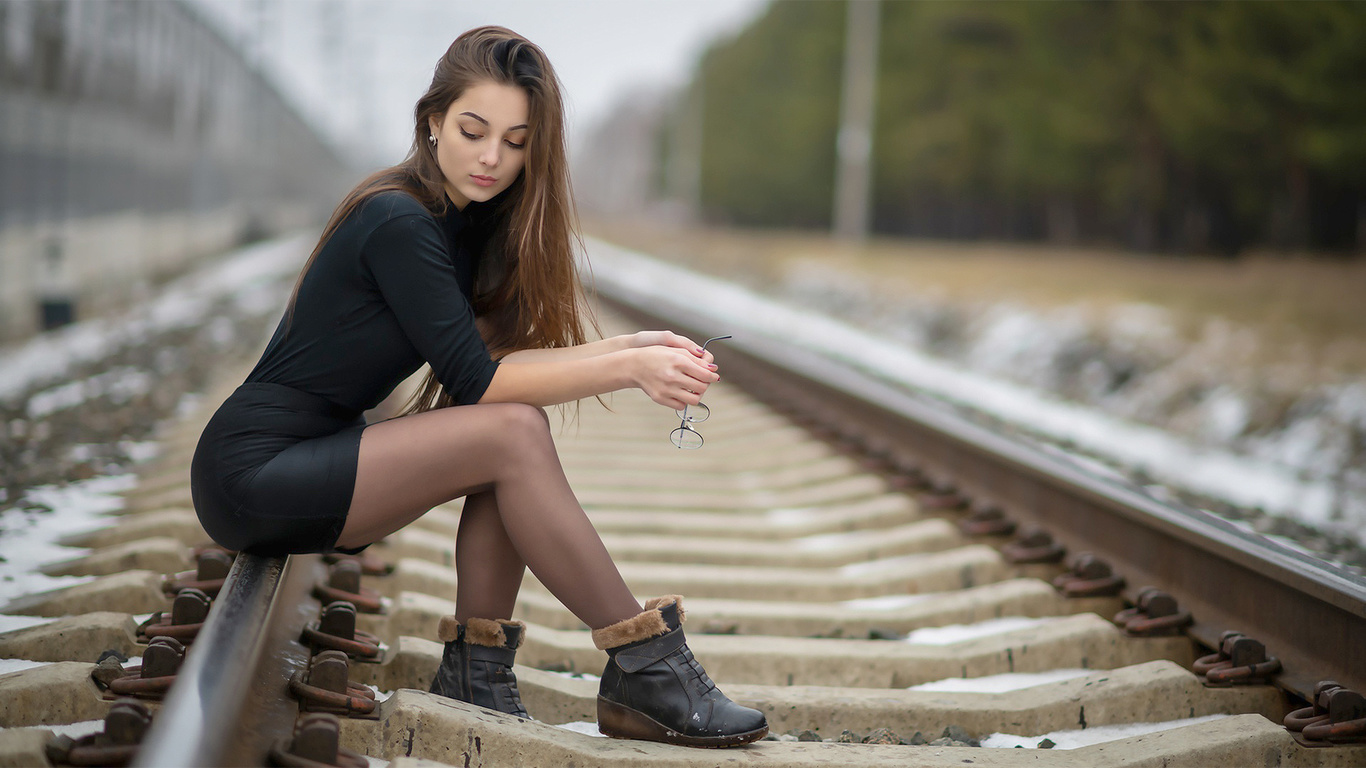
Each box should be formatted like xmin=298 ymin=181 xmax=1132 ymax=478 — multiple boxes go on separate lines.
xmin=670 ymin=335 xmax=731 ymax=449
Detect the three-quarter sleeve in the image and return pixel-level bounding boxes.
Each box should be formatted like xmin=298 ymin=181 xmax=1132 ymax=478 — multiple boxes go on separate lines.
xmin=361 ymin=213 xmax=500 ymax=405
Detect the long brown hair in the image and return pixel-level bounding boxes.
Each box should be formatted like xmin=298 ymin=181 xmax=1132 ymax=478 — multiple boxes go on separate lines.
xmin=288 ymin=26 xmax=594 ymax=414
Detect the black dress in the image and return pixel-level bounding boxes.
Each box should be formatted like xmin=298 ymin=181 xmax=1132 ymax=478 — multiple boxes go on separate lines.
xmin=190 ymin=191 xmax=500 ymax=556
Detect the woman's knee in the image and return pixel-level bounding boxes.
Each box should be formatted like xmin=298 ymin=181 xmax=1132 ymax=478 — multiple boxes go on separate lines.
xmin=489 ymin=403 xmax=554 ymax=448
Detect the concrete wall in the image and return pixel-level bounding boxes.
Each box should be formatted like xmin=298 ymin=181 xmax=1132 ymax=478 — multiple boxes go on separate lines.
xmin=0 ymin=0 xmax=350 ymax=341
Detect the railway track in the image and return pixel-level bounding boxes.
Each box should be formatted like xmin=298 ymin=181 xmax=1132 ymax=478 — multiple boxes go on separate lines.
xmin=2 ymin=256 xmax=1365 ymax=767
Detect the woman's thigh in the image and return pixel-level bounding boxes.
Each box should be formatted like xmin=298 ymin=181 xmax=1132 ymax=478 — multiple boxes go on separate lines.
xmin=337 ymin=402 xmax=550 ymax=548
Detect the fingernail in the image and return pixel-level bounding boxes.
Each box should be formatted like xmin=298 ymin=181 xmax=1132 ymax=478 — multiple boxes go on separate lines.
xmin=708 ymin=363 xmax=718 ymax=370
xmin=695 ymin=348 xmax=704 ymax=355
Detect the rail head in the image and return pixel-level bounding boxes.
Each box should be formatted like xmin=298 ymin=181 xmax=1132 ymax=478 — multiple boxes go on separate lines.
xmin=134 ymin=553 xmax=313 ymax=768
xmin=595 ymin=261 xmax=1366 ymax=698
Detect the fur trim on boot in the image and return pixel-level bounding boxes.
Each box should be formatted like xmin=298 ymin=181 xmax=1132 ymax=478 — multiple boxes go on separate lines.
xmin=436 ymin=616 xmax=525 ymax=648
xmin=591 ymin=595 xmax=685 ymax=650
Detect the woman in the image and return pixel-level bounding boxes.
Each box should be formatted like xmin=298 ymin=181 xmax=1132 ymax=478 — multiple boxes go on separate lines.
xmin=189 ymin=26 xmax=767 ymax=748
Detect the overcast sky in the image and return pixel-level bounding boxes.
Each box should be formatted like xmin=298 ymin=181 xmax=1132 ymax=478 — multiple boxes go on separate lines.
xmin=190 ymin=0 xmax=767 ymax=168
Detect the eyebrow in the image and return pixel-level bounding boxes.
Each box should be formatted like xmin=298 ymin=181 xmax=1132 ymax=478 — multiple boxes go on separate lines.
xmin=459 ymin=111 xmax=528 ymax=131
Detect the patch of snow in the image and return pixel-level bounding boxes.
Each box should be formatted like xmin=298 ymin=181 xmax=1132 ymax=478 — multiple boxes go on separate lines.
xmin=0 ymin=615 xmax=55 ymax=633
xmin=360 ymin=684 xmax=393 ymax=703
xmin=555 ymin=721 xmax=607 ymax=738
xmin=840 ymin=594 xmax=936 ymax=611
xmin=910 ymin=669 xmax=1093 ymax=693
xmin=0 ymin=474 xmax=135 ymax=606
xmin=43 ymin=719 xmax=107 ymax=740
xmin=981 ymin=714 xmax=1228 ymax=749
xmin=0 ymin=659 xmax=49 ymax=676
xmin=27 ymin=366 xmax=155 ymax=418
xmin=121 ymin=441 xmax=160 ymax=463
xmin=902 ymin=617 xmax=1054 ymax=645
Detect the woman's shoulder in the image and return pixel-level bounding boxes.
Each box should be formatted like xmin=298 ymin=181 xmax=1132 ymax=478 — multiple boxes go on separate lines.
xmin=356 ymin=190 xmax=436 ymax=224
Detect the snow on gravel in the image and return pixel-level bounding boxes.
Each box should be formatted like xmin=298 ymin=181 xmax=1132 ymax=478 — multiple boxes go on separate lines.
xmin=0 ymin=234 xmax=307 ymax=403
xmin=0 ymin=234 xmax=310 ymax=613
xmin=588 ymin=241 xmax=1366 ymax=554
xmin=0 ymin=474 xmax=137 ymax=607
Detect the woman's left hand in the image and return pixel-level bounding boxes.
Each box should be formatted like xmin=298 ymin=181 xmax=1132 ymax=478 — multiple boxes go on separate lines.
xmin=627 ymin=330 xmax=714 ymax=364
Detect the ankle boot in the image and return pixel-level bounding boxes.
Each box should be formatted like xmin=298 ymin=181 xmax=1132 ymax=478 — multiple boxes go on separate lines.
xmin=428 ymin=616 xmax=529 ymax=718
xmin=592 ymin=596 xmax=767 ymax=748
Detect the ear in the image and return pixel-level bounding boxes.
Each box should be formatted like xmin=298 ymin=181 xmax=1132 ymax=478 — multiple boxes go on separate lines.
xmin=428 ymin=115 xmax=442 ymax=138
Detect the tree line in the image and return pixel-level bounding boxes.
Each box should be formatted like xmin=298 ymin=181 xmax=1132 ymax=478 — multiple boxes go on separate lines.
xmin=682 ymin=1 xmax=1366 ymax=255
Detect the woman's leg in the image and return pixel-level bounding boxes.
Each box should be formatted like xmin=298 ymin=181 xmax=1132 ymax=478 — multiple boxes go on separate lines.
xmin=337 ymin=402 xmax=641 ymax=629
xmin=452 ymin=489 xmax=525 ymax=622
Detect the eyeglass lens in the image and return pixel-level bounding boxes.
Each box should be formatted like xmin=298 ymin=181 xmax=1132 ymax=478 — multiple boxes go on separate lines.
xmin=669 ymin=335 xmax=731 ymax=449
xmin=670 ymin=424 xmax=704 ymax=449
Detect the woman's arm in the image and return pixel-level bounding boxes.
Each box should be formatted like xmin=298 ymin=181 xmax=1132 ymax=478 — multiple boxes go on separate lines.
xmin=498 ymin=331 xmax=713 ymax=365
xmin=479 ymin=344 xmax=719 ymax=410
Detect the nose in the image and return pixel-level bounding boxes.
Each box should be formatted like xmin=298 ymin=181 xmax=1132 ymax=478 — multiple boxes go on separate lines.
xmin=479 ymin=142 xmax=501 ymax=168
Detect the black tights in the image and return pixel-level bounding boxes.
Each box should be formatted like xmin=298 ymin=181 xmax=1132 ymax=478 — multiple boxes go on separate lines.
xmin=339 ymin=402 xmax=641 ymax=629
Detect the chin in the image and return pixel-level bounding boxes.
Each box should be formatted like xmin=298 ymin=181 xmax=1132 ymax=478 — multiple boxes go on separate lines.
xmin=463 ymin=186 xmax=506 ymax=204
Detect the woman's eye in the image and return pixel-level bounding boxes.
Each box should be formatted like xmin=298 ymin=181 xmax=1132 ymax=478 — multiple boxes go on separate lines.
xmin=505 ymin=139 xmax=525 ymax=149
xmin=459 ymin=128 xmax=482 ymax=140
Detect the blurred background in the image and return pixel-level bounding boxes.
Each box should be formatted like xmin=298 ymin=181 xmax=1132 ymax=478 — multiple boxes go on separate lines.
xmin=1 ymin=0 xmax=1363 ymax=561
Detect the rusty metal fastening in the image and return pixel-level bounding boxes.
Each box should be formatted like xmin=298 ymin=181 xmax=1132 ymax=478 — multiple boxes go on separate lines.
xmin=301 ymin=601 xmax=383 ymax=661
xmin=1191 ymin=631 xmax=1281 ymax=685
xmin=917 ymin=489 xmax=968 ymax=511
xmin=1285 ymin=681 xmax=1366 ymax=746
xmin=267 ymin=713 xmax=370 ymax=768
xmin=1001 ymin=526 xmax=1067 ymax=564
xmin=1113 ymin=588 xmax=1192 ymax=636
xmin=289 ymin=650 xmax=377 ymax=716
xmin=137 ymin=587 xmax=212 ymax=644
xmin=162 ymin=548 xmax=236 ymax=597
xmin=101 ymin=636 xmax=185 ymax=699
xmin=312 ymin=560 xmax=384 ymax=614
xmin=1051 ymin=553 xmax=1126 ymax=597
xmin=46 ymin=699 xmax=150 ymax=767
xmin=958 ymin=506 xmax=1017 ymax=537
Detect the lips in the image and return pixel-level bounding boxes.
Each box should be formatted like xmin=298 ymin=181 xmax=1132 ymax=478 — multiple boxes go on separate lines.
xmin=470 ymin=175 xmax=497 ymax=188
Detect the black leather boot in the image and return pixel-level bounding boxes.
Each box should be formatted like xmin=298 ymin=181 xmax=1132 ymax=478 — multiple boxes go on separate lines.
xmin=428 ymin=616 xmax=529 ymax=718
xmin=592 ymin=596 xmax=767 ymax=748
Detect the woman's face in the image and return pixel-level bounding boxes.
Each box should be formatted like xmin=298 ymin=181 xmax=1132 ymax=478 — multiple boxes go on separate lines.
xmin=428 ymin=81 xmax=530 ymax=209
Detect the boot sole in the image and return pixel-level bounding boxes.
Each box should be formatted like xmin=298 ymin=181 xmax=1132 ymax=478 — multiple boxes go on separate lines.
xmin=597 ymin=696 xmax=769 ymax=748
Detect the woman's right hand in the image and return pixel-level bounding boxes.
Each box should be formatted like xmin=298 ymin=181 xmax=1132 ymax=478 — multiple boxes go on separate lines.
xmin=628 ymin=346 xmax=720 ymax=411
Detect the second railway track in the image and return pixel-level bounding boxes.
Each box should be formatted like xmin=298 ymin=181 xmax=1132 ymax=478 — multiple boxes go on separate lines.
xmin=1 ymin=255 xmax=1365 ymax=767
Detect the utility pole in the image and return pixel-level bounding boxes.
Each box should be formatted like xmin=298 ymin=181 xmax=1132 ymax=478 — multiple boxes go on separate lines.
xmin=832 ymin=0 xmax=880 ymax=242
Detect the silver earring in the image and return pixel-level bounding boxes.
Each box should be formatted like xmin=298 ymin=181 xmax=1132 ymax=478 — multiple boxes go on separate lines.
xmin=428 ymin=134 xmax=437 ymax=146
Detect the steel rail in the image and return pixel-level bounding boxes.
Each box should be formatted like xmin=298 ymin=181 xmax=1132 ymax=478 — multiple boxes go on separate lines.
xmin=597 ymin=275 xmax=1366 ymax=702
xmin=134 ymin=552 xmax=324 ymax=767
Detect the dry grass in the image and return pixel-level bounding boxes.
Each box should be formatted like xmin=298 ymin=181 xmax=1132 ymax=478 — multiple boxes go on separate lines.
xmin=588 ymin=218 xmax=1366 ymax=380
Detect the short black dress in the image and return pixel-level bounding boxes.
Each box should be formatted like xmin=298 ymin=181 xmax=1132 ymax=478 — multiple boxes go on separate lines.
xmin=190 ymin=192 xmax=501 ymax=556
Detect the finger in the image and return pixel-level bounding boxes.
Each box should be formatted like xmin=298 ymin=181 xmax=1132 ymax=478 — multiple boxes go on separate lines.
xmin=681 ymin=364 xmax=720 ymax=386
xmin=674 ymin=387 xmax=704 ymax=406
